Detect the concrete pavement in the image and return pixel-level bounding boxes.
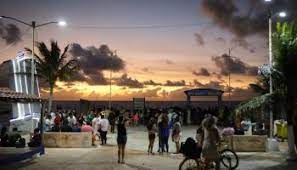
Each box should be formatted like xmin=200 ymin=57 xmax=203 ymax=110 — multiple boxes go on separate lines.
xmin=1 ymin=126 xmax=297 ymax=170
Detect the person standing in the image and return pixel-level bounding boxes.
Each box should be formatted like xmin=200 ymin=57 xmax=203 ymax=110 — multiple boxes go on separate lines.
xmin=86 ymin=110 xmax=95 ymax=125
xmin=92 ymin=113 xmax=101 ymax=140
xmin=98 ymin=114 xmax=109 ymax=145
xmin=147 ymin=117 xmax=157 ymax=154
xmin=45 ymin=115 xmax=53 ymax=132
xmin=67 ymin=113 xmax=77 ymax=128
xmin=0 ymin=126 xmax=9 ymax=147
xmin=117 ymin=115 xmax=128 ymax=164
xmin=81 ymin=122 xmax=95 ymax=146
xmin=160 ymin=113 xmax=170 ymax=154
xmin=108 ymin=111 xmax=116 ymax=133
xmin=157 ymin=113 xmax=163 ymax=153
xmin=171 ymin=117 xmax=182 ymax=154
xmin=201 ymin=116 xmax=220 ymax=170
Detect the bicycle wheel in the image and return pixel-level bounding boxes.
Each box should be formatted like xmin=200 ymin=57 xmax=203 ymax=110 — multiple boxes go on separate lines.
xmin=220 ymin=149 xmax=239 ymax=170
xmin=179 ymin=157 xmax=200 ymax=170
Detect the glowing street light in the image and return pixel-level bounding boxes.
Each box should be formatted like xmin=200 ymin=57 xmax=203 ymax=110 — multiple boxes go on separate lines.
xmin=58 ymin=21 xmax=67 ymax=27
xmin=279 ymin=11 xmax=287 ymax=18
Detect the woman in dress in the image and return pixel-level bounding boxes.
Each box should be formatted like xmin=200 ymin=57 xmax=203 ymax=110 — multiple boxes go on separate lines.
xmin=117 ymin=115 xmax=128 ymax=164
xmin=201 ymin=116 xmax=220 ymax=170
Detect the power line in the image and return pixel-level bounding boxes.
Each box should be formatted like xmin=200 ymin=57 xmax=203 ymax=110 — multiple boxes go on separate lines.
xmin=69 ymin=23 xmax=210 ymax=30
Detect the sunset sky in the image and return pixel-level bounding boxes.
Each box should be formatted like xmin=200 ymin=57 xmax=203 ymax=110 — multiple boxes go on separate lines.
xmin=0 ymin=0 xmax=293 ymax=101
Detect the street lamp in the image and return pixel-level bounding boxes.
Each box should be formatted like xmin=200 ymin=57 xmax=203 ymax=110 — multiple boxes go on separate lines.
xmin=0 ymin=16 xmax=66 ymax=95
xmin=264 ymin=0 xmax=287 ymax=150
xmin=109 ymin=50 xmax=116 ymax=111
xmin=227 ymin=47 xmax=237 ymax=107
xmin=268 ymin=11 xmax=286 ymax=138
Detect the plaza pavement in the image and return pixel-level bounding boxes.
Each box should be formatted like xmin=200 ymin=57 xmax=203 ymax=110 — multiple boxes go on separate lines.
xmin=1 ymin=126 xmax=297 ymax=170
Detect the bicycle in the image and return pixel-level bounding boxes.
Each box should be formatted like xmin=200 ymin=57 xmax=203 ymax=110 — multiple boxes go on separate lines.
xmin=179 ymin=141 xmax=239 ymax=170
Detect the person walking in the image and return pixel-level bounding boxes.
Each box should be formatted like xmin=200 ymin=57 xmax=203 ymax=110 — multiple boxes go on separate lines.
xmin=171 ymin=117 xmax=182 ymax=154
xmin=201 ymin=116 xmax=220 ymax=170
xmin=92 ymin=113 xmax=101 ymax=140
xmin=117 ymin=115 xmax=128 ymax=164
xmin=108 ymin=111 xmax=116 ymax=133
xmin=98 ymin=114 xmax=109 ymax=145
xmin=147 ymin=117 xmax=158 ymax=154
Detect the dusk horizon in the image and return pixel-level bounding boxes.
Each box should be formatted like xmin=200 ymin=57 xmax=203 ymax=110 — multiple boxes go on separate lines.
xmin=1 ymin=0 xmax=294 ymax=101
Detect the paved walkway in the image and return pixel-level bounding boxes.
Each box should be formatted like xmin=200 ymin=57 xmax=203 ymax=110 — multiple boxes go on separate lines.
xmin=1 ymin=126 xmax=297 ymax=170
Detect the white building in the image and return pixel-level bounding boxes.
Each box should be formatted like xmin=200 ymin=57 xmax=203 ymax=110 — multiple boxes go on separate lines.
xmin=0 ymin=50 xmax=41 ymax=132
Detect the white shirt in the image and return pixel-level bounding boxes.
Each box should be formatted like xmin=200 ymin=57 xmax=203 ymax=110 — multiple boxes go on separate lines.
xmin=92 ymin=117 xmax=101 ymax=131
xmin=99 ymin=119 xmax=109 ymax=132
xmin=45 ymin=118 xmax=52 ymax=131
xmin=68 ymin=116 xmax=77 ymax=127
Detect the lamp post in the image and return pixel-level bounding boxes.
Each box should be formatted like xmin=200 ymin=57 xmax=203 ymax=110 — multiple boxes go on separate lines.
xmin=109 ymin=50 xmax=116 ymax=111
xmin=264 ymin=0 xmax=287 ymax=150
xmin=0 ymin=16 xmax=66 ymax=95
xmin=228 ymin=47 xmax=236 ymax=107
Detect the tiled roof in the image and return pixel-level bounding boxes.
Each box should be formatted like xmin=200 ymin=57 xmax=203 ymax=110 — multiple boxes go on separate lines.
xmin=0 ymin=88 xmax=42 ymax=102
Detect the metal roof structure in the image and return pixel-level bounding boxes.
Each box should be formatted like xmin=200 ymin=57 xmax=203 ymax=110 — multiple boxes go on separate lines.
xmin=0 ymin=88 xmax=42 ymax=102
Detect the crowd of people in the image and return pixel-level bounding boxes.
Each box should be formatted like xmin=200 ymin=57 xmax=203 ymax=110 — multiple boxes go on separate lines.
xmin=1 ymin=105 xmax=269 ymax=168
xmin=43 ymin=109 xmax=115 ymax=145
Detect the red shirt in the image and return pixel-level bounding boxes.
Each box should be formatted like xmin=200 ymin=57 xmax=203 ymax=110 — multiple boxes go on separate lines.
xmin=133 ymin=114 xmax=139 ymax=121
xmin=54 ymin=115 xmax=61 ymax=125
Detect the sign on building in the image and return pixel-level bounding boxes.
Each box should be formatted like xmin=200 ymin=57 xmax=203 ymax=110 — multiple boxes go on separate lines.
xmin=133 ymin=98 xmax=145 ymax=111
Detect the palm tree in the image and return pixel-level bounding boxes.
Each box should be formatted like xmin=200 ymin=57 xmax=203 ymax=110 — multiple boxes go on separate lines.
xmin=237 ymin=21 xmax=297 ymax=159
xmin=27 ymin=41 xmax=78 ymax=113
xmin=273 ymin=21 xmax=297 ymax=159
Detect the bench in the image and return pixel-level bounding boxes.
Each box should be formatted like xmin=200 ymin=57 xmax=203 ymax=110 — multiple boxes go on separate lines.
xmin=43 ymin=132 xmax=92 ymax=148
xmin=223 ymin=135 xmax=267 ymax=152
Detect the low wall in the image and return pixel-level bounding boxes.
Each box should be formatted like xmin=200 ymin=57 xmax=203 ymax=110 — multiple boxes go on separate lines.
xmin=224 ymin=135 xmax=267 ymax=152
xmin=44 ymin=132 xmax=92 ymax=148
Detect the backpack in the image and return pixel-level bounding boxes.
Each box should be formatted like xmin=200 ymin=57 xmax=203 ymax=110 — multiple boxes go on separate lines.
xmin=180 ymin=137 xmax=200 ymax=158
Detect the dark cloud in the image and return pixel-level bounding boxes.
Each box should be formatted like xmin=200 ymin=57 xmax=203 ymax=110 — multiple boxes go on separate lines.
xmin=0 ymin=21 xmax=22 ymax=45
xmin=192 ymin=80 xmax=225 ymax=90
xmin=231 ymin=37 xmax=249 ymax=49
xmin=164 ymin=80 xmax=186 ymax=86
xmin=165 ymin=59 xmax=174 ymax=65
xmin=192 ymin=68 xmax=210 ymax=76
xmin=230 ymin=37 xmax=256 ymax=53
xmin=212 ymin=72 xmax=224 ymax=81
xmin=194 ymin=33 xmax=205 ymax=46
xmin=69 ymin=43 xmax=125 ymax=85
xmin=116 ymin=74 xmax=144 ymax=88
xmin=211 ymin=54 xmax=258 ymax=76
xmin=230 ymin=86 xmax=259 ymax=100
xmin=143 ymin=80 xmax=161 ymax=86
xmin=190 ymin=80 xmax=258 ymax=100
xmin=200 ymin=0 xmax=297 ymax=38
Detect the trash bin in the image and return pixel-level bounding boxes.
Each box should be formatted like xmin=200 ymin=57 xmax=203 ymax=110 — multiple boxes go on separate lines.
xmin=276 ymin=122 xmax=288 ymax=140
